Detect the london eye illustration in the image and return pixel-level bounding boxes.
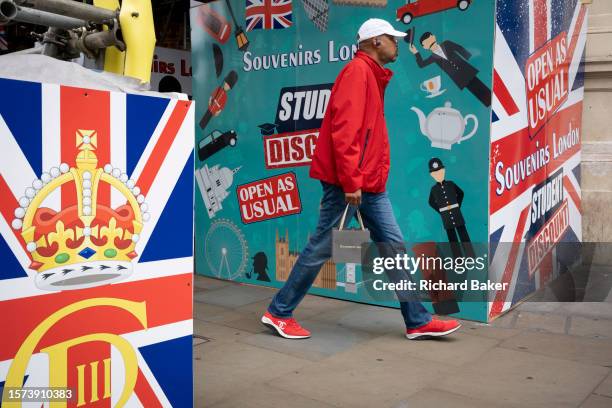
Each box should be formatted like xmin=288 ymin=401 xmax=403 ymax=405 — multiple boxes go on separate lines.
xmin=205 ymin=218 xmax=249 ymax=280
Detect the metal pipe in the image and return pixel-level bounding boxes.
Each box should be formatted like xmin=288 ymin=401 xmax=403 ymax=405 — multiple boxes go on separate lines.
xmin=41 ymin=27 xmax=64 ymax=57
xmin=6 ymin=45 xmax=44 ymax=55
xmin=0 ymin=0 xmax=17 ymax=24
xmin=81 ymin=27 xmax=125 ymax=56
xmin=17 ymin=0 xmax=116 ymax=23
xmin=7 ymin=4 xmax=88 ymax=29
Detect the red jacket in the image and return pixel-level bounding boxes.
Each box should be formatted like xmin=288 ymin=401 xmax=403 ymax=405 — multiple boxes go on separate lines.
xmin=309 ymin=51 xmax=393 ymax=193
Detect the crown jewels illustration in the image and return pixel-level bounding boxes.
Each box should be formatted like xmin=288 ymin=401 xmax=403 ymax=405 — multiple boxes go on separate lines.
xmin=11 ymin=130 xmax=149 ymax=291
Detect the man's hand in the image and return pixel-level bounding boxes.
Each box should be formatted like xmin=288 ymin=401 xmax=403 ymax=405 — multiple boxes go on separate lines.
xmin=409 ymin=44 xmax=418 ymax=54
xmin=345 ymin=189 xmax=362 ymax=206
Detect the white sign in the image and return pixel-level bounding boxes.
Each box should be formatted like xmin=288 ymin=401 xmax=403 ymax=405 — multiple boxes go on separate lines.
xmin=150 ymin=47 xmax=192 ymax=96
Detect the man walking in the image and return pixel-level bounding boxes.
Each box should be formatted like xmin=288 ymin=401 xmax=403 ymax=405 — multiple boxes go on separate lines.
xmin=261 ymin=19 xmax=461 ymax=340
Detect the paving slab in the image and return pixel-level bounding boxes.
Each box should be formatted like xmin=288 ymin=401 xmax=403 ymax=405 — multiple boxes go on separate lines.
xmin=233 ymin=298 xmax=273 ymax=316
xmin=459 ymin=321 xmax=522 ymax=340
xmin=194 ymin=318 xmax=246 ymax=339
xmin=209 ymin=384 xmax=336 ymax=408
xmin=195 ymin=284 xmax=274 ymax=308
xmin=569 ymin=316 xmax=612 ymax=339
xmin=296 ymin=294 xmax=356 ymax=314
xmin=515 ymin=302 xmax=563 ymax=314
xmin=514 ymin=311 xmax=568 ymax=334
xmin=268 ymin=345 xmax=453 ymax=408
xmin=240 ymin=319 xmax=375 ymax=362
xmin=194 ymin=341 xmax=313 ymax=407
xmin=216 ymin=316 xmax=270 ymax=334
xmin=435 ymin=347 xmax=609 ymax=408
xmin=194 ymin=275 xmax=234 ymax=291
xmin=488 ymin=310 xmax=518 ymax=328
xmin=393 ymin=388 xmax=522 ymax=408
xmin=580 ymin=394 xmax=612 ymax=408
xmin=594 ymin=371 xmax=612 ymax=398
xmin=305 ymin=302 xmax=381 ymax=322
xmin=559 ymin=302 xmax=612 ymax=319
xmin=233 ymin=298 xmax=325 ymax=321
xmin=359 ymin=331 xmax=499 ymax=367
xmin=193 ymin=301 xmax=246 ymax=324
xmin=306 ymin=303 xmax=406 ymax=335
xmin=500 ymin=330 xmax=612 ymax=367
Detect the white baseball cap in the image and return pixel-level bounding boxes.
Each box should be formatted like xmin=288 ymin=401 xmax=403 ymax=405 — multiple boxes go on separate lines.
xmin=357 ymin=18 xmax=407 ymax=43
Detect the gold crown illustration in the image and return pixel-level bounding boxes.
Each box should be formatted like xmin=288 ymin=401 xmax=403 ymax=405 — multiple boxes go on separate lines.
xmin=11 ymin=130 xmax=149 ymax=291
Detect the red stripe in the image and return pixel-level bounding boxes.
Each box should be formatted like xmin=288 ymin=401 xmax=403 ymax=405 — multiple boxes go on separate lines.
xmin=136 ymin=101 xmax=191 ymax=196
xmin=563 ymin=175 xmax=581 ymax=213
xmin=0 ymin=175 xmax=27 ymax=254
xmin=490 ymin=102 xmax=583 ymax=214
xmin=489 ymin=206 xmax=530 ymax=320
xmin=533 ymin=0 xmax=549 ymax=50
xmin=134 ymin=369 xmax=164 ymax=407
xmin=493 ymin=70 xmax=520 ymax=116
xmin=0 ymin=272 xmax=193 ymax=361
xmin=247 ymin=16 xmax=262 ymax=31
xmin=537 ymin=252 xmax=553 ymax=289
xmin=67 ymin=342 xmax=111 ymax=407
xmin=60 ymin=86 xmax=111 ymax=207
xmin=265 ymin=0 xmax=272 ymax=29
xmin=566 ymin=6 xmax=587 ymax=68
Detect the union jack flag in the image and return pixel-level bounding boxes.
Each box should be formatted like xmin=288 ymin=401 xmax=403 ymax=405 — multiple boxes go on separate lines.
xmin=488 ymin=0 xmax=587 ymax=320
xmin=245 ymin=0 xmax=293 ymax=31
xmin=0 ymin=78 xmax=195 ymax=407
xmin=0 ymin=27 xmax=8 ymax=51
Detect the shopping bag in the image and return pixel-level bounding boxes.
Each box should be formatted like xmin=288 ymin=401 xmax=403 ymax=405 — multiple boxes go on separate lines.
xmin=332 ymin=204 xmax=370 ymax=264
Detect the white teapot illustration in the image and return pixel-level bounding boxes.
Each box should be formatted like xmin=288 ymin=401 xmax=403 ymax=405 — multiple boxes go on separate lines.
xmin=411 ymin=102 xmax=478 ymax=150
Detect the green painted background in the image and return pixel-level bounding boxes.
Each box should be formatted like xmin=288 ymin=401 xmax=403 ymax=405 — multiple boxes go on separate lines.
xmin=191 ymin=0 xmax=495 ymax=321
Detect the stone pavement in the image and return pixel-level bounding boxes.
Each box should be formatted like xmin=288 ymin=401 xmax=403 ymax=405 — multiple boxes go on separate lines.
xmin=192 ymin=275 xmax=612 ymax=408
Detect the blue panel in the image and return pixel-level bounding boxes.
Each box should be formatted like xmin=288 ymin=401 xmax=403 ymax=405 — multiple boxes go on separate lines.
xmin=0 ymin=78 xmax=42 ymax=175
xmin=511 ymin=249 xmax=535 ymax=304
xmin=489 ymin=226 xmax=504 ymax=261
xmin=572 ymin=164 xmax=581 ymax=185
xmin=572 ymin=48 xmax=586 ymax=91
xmin=496 ymin=0 xmax=531 ymax=75
xmin=126 ymin=94 xmax=170 ymax=175
xmin=139 ymin=335 xmax=192 ymax=408
xmin=0 ymin=233 xmax=28 ymax=280
xmin=551 ymin=0 xmax=578 ymax=39
xmin=140 ymin=155 xmax=194 ymax=262
xmin=491 ymin=110 xmax=499 ymax=122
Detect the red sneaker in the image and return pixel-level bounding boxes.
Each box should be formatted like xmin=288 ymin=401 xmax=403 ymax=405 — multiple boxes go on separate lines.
xmin=261 ymin=311 xmax=311 ymax=339
xmin=405 ymin=318 xmax=461 ymax=340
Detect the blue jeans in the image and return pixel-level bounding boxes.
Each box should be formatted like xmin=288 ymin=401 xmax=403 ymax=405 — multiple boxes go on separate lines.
xmin=268 ymin=182 xmax=432 ymax=329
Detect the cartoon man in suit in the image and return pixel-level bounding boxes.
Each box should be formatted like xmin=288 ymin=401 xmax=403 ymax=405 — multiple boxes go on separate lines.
xmin=428 ymin=158 xmax=475 ymax=258
xmin=410 ymin=32 xmax=491 ymax=107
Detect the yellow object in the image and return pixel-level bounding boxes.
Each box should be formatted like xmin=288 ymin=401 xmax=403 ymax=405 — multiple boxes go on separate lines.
xmin=120 ymin=0 xmax=156 ymax=84
xmin=94 ymin=0 xmax=156 ymax=84
xmin=2 ymin=298 xmax=146 ymax=408
xmin=13 ymin=129 xmax=147 ymax=291
xmin=94 ymin=0 xmax=125 ymax=76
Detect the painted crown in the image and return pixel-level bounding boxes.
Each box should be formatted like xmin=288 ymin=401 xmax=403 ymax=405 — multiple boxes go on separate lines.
xmin=11 ymin=130 xmax=149 ymax=291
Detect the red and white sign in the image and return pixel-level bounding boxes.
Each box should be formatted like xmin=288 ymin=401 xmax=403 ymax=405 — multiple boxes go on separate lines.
xmin=237 ymin=172 xmax=301 ymax=224
xmin=263 ymin=130 xmax=318 ymax=169
xmin=150 ymin=47 xmax=192 ymax=96
xmin=490 ymin=103 xmax=582 ymax=214
xmin=527 ymin=199 xmax=570 ymax=275
xmin=525 ymin=32 xmax=569 ymax=138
